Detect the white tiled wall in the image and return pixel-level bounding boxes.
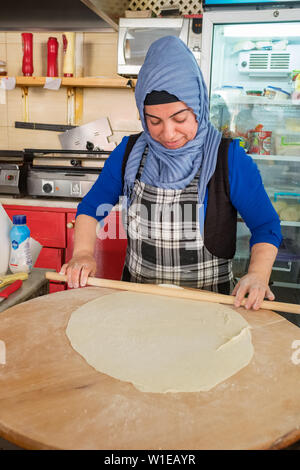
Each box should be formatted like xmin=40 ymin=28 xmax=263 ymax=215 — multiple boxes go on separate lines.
xmin=0 ymin=32 xmax=142 ymax=150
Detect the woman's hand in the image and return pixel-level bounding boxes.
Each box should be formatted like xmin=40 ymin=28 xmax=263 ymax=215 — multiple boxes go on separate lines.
xmin=232 ymin=242 xmax=278 ymax=310
xmin=61 ymin=214 xmax=98 ymax=288
xmin=60 ymin=251 xmax=97 ymax=289
xmin=232 ymin=272 xmax=275 ymax=310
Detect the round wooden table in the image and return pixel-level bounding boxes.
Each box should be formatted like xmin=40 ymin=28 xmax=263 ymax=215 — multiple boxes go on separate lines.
xmin=0 ymin=287 xmax=299 ymax=450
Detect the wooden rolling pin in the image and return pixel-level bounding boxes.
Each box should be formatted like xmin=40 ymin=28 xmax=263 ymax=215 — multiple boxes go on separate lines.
xmin=45 ymin=272 xmax=300 ymax=315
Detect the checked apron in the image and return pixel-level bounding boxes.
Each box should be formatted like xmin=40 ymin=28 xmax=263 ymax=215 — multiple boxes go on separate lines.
xmin=122 ymin=150 xmax=233 ymax=294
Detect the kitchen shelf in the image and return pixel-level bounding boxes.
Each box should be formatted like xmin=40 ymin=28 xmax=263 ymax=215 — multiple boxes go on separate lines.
xmin=4 ymin=76 xmax=137 ymax=89
xmin=1 ymin=75 xmax=137 ymax=125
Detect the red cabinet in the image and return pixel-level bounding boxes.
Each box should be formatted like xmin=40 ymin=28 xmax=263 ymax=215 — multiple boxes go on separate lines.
xmin=35 ymin=247 xmax=64 ymax=271
xmin=4 ymin=205 xmax=74 ymax=293
xmin=5 ymin=208 xmax=66 ymax=248
xmin=65 ymin=212 xmax=76 ymax=264
xmin=4 ymin=204 xmax=127 ymax=293
xmin=94 ymin=211 xmax=127 ymax=280
xmin=65 ymin=210 xmax=127 ymax=281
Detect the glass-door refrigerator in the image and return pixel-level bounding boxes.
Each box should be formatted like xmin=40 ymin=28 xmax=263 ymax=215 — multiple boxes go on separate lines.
xmin=201 ymin=3 xmax=300 ymax=305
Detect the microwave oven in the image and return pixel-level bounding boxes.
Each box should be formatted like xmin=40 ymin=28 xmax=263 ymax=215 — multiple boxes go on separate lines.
xmin=117 ymin=17 xmax=202 ymax=76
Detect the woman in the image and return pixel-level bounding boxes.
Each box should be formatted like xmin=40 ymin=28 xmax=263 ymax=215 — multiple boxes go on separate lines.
xmin=61 ymin=36 xmax=282 ymax=310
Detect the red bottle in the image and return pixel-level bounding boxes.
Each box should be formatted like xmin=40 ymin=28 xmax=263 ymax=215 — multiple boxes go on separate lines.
xmin=21 ymin=33 xmax=33 ymax=76
xmin=47 ymin=37 xmax=59 ymax=77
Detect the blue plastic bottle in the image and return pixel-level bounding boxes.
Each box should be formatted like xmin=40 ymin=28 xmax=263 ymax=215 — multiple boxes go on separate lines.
xmin=9 ymin=215 xmax=32 ymax=273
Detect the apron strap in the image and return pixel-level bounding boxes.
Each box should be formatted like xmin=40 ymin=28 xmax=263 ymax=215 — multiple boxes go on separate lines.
xmin=121 ymin=132 xmax=143 ymax=186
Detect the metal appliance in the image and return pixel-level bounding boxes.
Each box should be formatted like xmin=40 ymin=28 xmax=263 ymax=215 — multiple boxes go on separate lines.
xmin=117 ymin=17 xmax=202 ymax=76
xmin=0 ymin=151 xmax=27 ymax=196
xmin=24 ymin=149 xmax=110 ymax=198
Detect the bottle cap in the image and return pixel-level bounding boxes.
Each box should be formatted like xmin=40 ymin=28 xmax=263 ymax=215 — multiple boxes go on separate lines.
xmin=12 ymin=215 xmax=27 ymax=225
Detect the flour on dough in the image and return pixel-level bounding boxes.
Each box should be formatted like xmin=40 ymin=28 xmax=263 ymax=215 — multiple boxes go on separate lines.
xmin=66 ymin=291 xmax=254 ymax=393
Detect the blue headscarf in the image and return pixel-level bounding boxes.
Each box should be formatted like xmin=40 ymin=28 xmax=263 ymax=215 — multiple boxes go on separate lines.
xmin=123 ymin=36 xmax=221 ymax=207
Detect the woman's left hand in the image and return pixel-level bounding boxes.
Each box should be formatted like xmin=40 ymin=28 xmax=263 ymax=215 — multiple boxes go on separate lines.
xmin=232 ymin=272 xmax=275 ymax=311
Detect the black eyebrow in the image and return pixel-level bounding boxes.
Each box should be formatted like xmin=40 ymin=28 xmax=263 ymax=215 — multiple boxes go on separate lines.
xmin=144 ymin=108 xmax=190 ymax=120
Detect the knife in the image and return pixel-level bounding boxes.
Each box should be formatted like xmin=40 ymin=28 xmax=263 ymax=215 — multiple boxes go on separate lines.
xmin=0 ymin=280 xmax=23 ymax=303
xmin=15 ymin=121 xmax=76 ymax=132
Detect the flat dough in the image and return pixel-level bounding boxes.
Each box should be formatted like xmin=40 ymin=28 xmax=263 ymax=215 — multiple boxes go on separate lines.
xmin=66 ymin=291 xmax=254 ymax=393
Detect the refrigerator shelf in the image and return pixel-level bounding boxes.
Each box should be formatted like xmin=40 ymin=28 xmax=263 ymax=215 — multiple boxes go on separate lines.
xmin=281 ymin=221 xmax=300 ymax=227
xmin=238 ymin=219 xmax=300 ymax=228
xmin=234 ymin=249 xmax=300 ymax=263
xmin=250 ymin=154 xmax=300 ymax=163
xmin=212 ymin=96 xmax=300 ymax=107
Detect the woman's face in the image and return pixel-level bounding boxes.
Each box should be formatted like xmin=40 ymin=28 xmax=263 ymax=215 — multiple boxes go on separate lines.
xmin=144 ymin=101 xmax=198 ymax=150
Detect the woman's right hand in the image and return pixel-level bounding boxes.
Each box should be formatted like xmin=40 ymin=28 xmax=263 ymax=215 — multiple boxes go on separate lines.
xmin=60 ymin=251 xmax=97 ymax=289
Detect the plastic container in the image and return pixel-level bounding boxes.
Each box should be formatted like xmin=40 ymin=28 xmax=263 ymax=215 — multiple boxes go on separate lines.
xmin=246 ymin=90 xmax=263 ymax=96
xmin=263 ymin=86 xmax=290 ymax=100
xmin=9 ymin=215 xmax=32 ymax=273
xmin=274 ymin=131 xmax=300 ymax=156
xmin=214 ymin=85 xmax=244 ymax=101
xmin=235 ymin=108 xmax=257 ymax=151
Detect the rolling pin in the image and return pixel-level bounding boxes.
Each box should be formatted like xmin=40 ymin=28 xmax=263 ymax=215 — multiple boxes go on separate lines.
xmin=45 ymin=272 xmax=300 ymax=315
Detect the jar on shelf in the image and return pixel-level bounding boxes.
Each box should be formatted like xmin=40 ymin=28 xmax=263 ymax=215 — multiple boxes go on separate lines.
xmin=263 ymin=85 xmax=290 ymax=101
xmin=248 ymin=124 xmax=272 ymax=155
xmin=291 ymin=70 xmax=300 ymax=100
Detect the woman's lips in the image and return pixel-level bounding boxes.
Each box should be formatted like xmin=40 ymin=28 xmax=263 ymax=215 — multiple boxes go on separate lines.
xmin=163 ymin=139 xmax=184 ymax=149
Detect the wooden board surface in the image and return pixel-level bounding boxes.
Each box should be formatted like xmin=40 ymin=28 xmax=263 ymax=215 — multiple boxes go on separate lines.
xmin=0 ymin=287 xmax=299 ymax=450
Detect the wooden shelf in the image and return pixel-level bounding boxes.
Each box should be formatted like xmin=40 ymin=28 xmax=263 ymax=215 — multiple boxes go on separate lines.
xmin=11 ymin=76 xmax=137 ymax=88
xmin=0 ymin=75 xmax=137 ymax=126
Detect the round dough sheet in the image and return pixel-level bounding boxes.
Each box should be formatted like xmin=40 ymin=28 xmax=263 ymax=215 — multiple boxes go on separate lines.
xmin=66 ymin=291 xmax=254 ymax=393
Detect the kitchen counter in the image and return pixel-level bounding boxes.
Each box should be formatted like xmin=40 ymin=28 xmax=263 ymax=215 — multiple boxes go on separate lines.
xmin=0 ymin=196 xmax=121 ymax=211
xmin=0 ymin=196 xmax=79 ymax=209
xmin=0 ymin=268 xmax=50 ymax=314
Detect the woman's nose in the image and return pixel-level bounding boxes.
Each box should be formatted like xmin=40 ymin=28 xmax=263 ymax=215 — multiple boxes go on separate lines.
xmin=162 ymin=122 xmax=176 ymax=141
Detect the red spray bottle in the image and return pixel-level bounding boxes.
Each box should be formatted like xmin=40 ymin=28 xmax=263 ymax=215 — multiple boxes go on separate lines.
xmin=47 ymin=37 xmax=59 ymax=77
xmin=21 ymin=33 xmax=33 ymax=76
